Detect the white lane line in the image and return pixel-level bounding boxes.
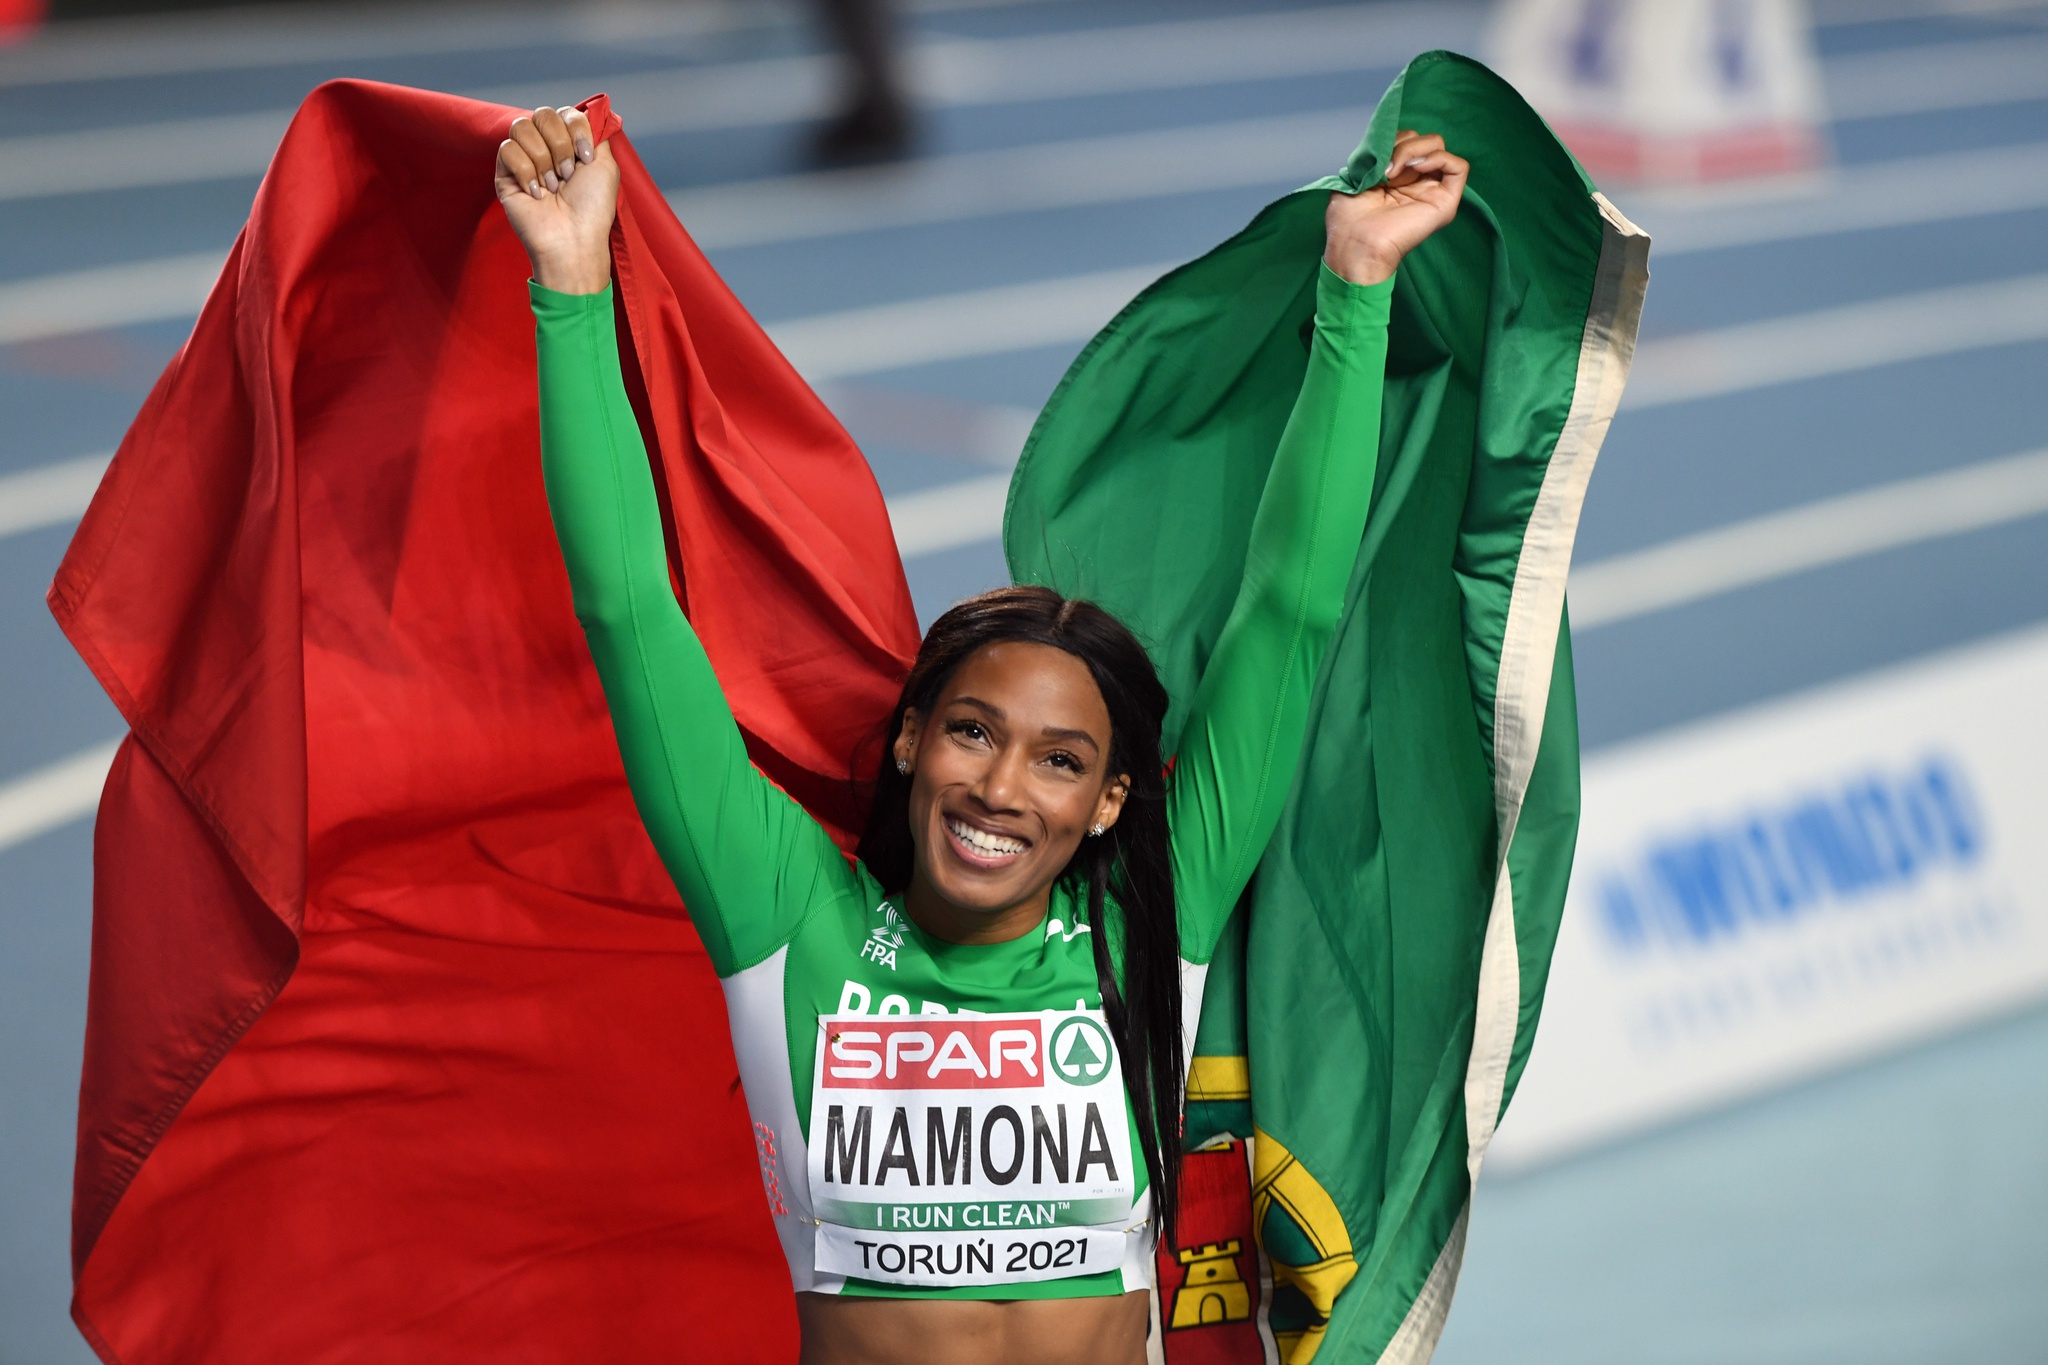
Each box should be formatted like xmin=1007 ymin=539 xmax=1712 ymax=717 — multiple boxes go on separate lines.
xmin=779 ymin=266 xmax=2048 ymax=393
xmin=823 ymin=387 xmax=1038 ymax=468
xmin=0 ymin=4 xmax=1464 ymax=203
xmin=1624 ymin=272 xmax=2048 ymax=410
xmin=0 ymin=250 xmax=226 ymax=346
xmin=490 ymin=5 xmax=1463 ymax=137
xmin=1571 ymin=446 xmax=2048 ymax=628
xmin=1825 ymin=32 xmax=2048 ymax=119
xmin=672 ymin=107 xmax=1372 ymax=250
xmin=1644 ymin=142 xmax=2048 ymax=256
xmin=678 ymin=127 xmax=2048 ymax=255
xmin=886 ymin=473 xmax=1016 ymax=559
xmin=1 ymin=11 xmax=2026 ymax=208
xmin=1814 ymin=0 xmax=2048 ymax=20
xmin=6 ymin=252 xmax=2043 ymax=421
xmin=0 ymin=738 xmax=120 ymax=856
xmin=766 ymin=262 xmax=1169 ymax=383
xmin=0 ymin=0 xmax=1089 ymax=90
xmin=0 ymin=110 xmax=292 ymax=201
xmin=0 ymin=451 xmax=111 ymax=539
xmin=0 ymin=2 xmax=765 ymax=88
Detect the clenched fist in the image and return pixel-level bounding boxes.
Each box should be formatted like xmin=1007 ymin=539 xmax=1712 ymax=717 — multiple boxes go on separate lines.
xmin=496 ymin=105 xmax=620 ymax=295
xmin=1323 ymin=130 xmax=1469 ymax=286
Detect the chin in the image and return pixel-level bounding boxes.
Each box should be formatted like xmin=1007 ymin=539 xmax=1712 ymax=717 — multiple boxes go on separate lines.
xmin=925 ymin=855 xmax=1037 ymax=912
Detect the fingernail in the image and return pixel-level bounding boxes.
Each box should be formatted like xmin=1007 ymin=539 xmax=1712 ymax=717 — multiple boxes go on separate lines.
xmin=558 ymin=158 xmax=575 ymax=181
xmin=543 ymin=171 xmax=560 ymax=193
xmin=576 ymin=140 xmax=594 ymax=163
xmin=528 ymin=180 xmax=542 ymax=199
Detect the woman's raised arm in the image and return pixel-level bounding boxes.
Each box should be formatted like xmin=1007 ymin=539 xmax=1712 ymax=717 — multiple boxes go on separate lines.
xmin=504 ymin=108 xmax=857 ymax=977
xmin=1166 ymin=133 xmax=1469 ymax=954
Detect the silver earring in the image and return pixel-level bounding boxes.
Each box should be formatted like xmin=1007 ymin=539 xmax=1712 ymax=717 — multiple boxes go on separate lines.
xmin=1089 ymin=823 xmax=1105 ymax=837
xmin=897 ymin=757 xmax=910 ymax=775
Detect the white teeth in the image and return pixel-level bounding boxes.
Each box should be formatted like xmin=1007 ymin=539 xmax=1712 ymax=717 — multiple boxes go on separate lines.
xmin=948 ymin=818 xmax=1026 ymax=858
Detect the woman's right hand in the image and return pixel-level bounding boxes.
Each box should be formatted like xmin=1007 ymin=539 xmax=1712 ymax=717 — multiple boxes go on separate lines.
xmin=496 ymin=105 xmax=619 ymax=295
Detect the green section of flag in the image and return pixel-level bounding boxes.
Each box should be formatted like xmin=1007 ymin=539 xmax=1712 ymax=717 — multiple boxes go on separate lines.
xmin=1006 ymin=52 xmax=1647 ymax=1362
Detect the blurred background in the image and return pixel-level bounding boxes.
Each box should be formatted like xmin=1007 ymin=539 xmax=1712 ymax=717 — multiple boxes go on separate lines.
xmin=2 ymin=0 xmax=2045 ymax=1360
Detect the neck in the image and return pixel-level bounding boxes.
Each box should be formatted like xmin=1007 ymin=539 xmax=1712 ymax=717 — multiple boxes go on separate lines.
xmin=902 ymin=870 xmax=1052 ymax=945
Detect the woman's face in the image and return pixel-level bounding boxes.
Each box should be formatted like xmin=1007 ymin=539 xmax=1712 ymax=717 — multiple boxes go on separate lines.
xmin=895 ymin=641 xmax=1130 ymax=922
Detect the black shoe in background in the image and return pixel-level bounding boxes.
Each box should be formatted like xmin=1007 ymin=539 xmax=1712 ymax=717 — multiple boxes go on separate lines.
xmin=808 ymin=93 xmax=916 ymax=167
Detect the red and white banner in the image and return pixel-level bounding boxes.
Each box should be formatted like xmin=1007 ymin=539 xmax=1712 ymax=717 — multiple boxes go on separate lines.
xmin=1488 ymin=0 xmax=1828 ymax=185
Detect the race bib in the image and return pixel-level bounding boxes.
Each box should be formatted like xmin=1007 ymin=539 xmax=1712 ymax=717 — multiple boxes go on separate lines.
xmin=806 ymin=1010 xmax=1138 ymax=1287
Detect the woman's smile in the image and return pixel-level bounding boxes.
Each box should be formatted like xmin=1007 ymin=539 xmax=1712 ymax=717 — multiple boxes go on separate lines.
xmin=943 ymin=813 xmax=1032 ymax=868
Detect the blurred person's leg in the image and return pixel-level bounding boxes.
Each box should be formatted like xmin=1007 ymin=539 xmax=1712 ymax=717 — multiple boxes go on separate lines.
xmin=810 ymin=0 xmax=914 ymax=165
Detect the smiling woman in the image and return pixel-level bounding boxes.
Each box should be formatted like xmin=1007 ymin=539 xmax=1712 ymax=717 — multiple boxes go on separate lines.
xmin=502 ymin=95 xmax=1463 ymax=1365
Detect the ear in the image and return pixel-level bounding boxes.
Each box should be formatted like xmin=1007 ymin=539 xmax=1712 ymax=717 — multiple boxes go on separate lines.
xmin=1093 ymin=773 xmax=1131 ymax=833
xmin=893 ymin=709 xmax=925 ymax=773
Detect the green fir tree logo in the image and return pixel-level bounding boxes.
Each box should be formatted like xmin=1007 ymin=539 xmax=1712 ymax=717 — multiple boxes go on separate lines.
xmin=1049 ymin=1016 xmax=1114 ymax=1085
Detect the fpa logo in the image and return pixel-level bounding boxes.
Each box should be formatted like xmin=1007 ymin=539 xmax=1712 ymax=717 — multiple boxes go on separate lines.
xmin=863 ymin=902 xmax=909 ymax=970
xmin=1048 ymin=1016 xmax=1114 ymax=1086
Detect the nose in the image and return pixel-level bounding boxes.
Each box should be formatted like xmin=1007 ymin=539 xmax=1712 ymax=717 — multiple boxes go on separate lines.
xmin=971 ymin=741 xmax=1029 ymax=815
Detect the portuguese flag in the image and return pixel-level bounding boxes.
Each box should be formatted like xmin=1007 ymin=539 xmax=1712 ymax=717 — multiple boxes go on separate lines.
xmin=1007 ymin=53 xmax=1649 ymax=1362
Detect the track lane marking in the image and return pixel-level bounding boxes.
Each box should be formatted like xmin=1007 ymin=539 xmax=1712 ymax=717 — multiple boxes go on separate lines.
xmin=0 ymin=4 xmax=1467 ymax=202
xmin=0 ymin=738 xmax=120 ymax=856
xmin=763 ymin=263 xmax=1169 ymax=383
xmin=1571 ymin=445 xmax=2048 ymax=628
xmin=1622 ymin=273 xmax=2048 ymax=410
xmin=0 ymin=0 xmax=1079 ymax=88
xmin=10 ymin=119 xmax=2048 ymax=342
xmin=0 ymin=451 xmax=112 ymax=539
xmin=1634 ymin=142 xmax=2048 ymax=256
xmin=668 ymin=107 xmax=1374 ymax=250
xmin=0 ymin=250 xmax=227 ymax=346
xmin=9 ymin=271 xmax=2048 ymax=541
xmin=887 ymin=473 xmax=1017 ymax=559
xmin=14 ymin=11 xmax=2041 ymax=205
xmin=1824 ymin=31 xmax=2048 ymax=119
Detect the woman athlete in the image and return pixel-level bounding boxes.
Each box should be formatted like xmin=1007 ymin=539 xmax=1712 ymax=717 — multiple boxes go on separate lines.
xmin=496 ymin=103 xmax=1465 ymax=1365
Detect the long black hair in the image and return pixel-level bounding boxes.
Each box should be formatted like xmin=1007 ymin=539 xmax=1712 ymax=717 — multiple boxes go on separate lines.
xmin=856 ymin=584 xmax=1183 ymax=1240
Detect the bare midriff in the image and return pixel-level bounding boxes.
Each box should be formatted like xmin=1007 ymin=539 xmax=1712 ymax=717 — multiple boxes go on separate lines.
xmin=796 ymin=1290 xmax=1151 ymax=1365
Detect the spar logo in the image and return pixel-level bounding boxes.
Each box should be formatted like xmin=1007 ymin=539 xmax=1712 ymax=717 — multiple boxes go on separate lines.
xmin=1047 ymin=1016 xmax=1114 ymax=1086
xmin=829 ymin=1018 xmax=1044 ymax=1090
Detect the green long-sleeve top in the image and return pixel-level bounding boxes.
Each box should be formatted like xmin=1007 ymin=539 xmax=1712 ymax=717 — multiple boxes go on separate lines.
xmin=533 ymin=265 xmax=1390 ymax=1301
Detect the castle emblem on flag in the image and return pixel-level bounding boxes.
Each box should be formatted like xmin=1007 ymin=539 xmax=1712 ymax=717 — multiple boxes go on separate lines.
xmin=1170 ymin=1240 xmax=1252 ymax=1327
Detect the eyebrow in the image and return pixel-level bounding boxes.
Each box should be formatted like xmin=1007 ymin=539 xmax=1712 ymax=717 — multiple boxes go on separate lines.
xmin=948 ymin=696 xmax=1103 ymax=754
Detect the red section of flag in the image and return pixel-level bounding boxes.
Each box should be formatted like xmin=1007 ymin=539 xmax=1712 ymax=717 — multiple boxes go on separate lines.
xmin=48 ymin=80 xmax=918 ymax=1364
xmin=1156 ymin=1141 xmax=1267 ymax=1363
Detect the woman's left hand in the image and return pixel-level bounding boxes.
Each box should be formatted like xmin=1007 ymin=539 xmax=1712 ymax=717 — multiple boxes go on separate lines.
xmin=1323 ymin=130 xmax=1469 ymax=286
